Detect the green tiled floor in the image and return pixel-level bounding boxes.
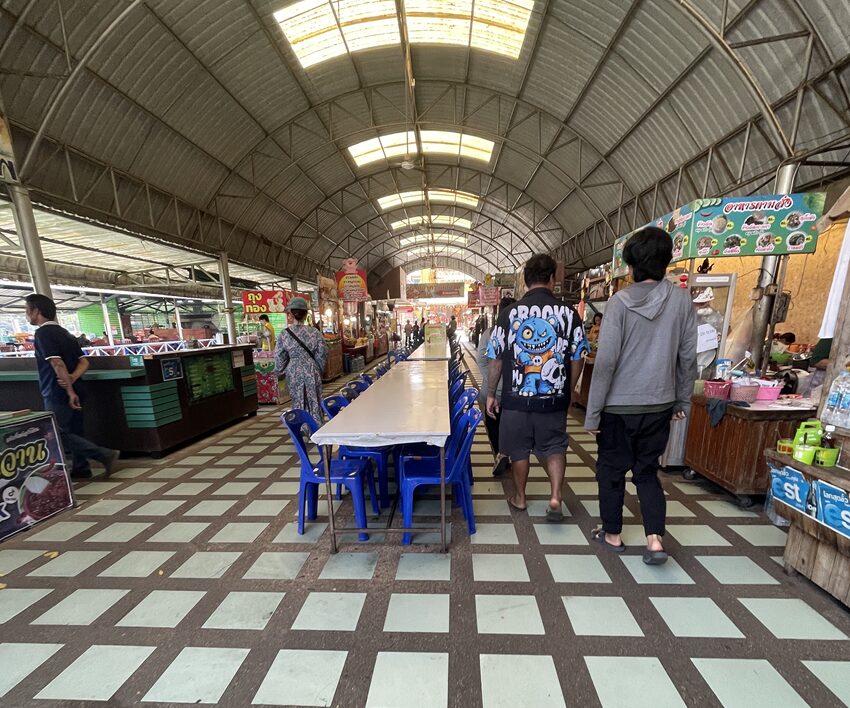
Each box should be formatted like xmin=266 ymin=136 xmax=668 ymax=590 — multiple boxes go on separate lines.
xmin=1 ymin=351 xmax=848 ymax=706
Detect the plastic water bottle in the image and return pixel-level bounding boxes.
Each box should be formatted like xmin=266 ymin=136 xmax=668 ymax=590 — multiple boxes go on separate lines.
xmin=822 ymin=373 xmax=846 ymax=425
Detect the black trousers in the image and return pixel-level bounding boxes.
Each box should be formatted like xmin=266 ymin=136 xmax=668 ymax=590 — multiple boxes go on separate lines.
xmin=595 ymin=408 xmax=673 ymax=536
xmin=44 ymin=396 xmax=110 ymax=475
xmin=484 ymin=405 xmax=501 ymax=455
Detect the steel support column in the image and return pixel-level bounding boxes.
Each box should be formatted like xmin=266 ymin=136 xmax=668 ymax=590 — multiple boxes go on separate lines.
xmin=8 ymin=183 xmax=51 ymax=297
xmin=219 ymin=251 xmax=237 ymax=345
xmin=174 ymin=300 xmax=184 ymax=341
xmin=751 ymin=163 xmax=796 ymax=370
xmin=100 ymin=295 xmax=114 ymax=346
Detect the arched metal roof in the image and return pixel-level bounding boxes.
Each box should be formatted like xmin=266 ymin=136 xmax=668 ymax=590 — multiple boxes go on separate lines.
xmin=1 ymin=0 xmax=848 ymax=283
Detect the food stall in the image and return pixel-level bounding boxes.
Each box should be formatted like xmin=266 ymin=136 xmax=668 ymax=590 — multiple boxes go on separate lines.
xmin=0 ymin=344 xmax=258 ymax=455
xmin=574 ymin=266 xmax=615 ymax=408
xmin=762 ymin=185 xmax=850 ymax=605
xmin=318 ymin=276 xmax=343 ymax=381
xmin=0 ymin=410 xmax=74 ymax=541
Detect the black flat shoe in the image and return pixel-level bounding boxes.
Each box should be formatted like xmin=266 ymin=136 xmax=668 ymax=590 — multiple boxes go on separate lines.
xmin=492 ymin=457 xmax=509 ymax=476
xmin=643 ymin=549 xmax=669 ymax=565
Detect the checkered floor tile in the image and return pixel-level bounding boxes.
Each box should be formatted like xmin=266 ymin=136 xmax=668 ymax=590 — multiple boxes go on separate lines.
xmin=0 ymin=347 xmax=848 ymax=706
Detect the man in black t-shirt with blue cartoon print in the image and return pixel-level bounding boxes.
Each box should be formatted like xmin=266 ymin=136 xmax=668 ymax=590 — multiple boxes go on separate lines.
xmin=486 ymin=254 xmax=588 ymax=521
xmin=25 ymin=294 xmax=118 ymax=479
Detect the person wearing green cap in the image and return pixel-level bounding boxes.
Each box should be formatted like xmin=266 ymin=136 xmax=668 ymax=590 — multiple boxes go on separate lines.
xmin=276 ymin=296 xmax=327 ymax=421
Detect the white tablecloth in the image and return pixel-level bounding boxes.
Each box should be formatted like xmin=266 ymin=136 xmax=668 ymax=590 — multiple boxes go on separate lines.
xmin=311 ymin=360 xmax=451 ymax=448
xmin=404 ymin=341 xmax=452 ymax=361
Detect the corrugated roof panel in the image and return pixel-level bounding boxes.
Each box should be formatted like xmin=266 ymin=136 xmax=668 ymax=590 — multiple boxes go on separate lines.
xmin=802 ymin=0 xmax=850 ymax=59
xmin=548 ymin=0 xmax=633 ymax=48
xmin=552 ymin=190 xmax=596 ymax=234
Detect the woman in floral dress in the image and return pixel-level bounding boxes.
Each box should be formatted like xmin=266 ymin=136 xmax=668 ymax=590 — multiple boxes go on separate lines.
xmin=275 ymin=297 xmax=327 ymax=422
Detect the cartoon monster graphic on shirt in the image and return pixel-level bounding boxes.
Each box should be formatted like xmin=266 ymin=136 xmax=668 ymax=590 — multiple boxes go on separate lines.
xmin=511 ymin=315 xmax=564 ymax=396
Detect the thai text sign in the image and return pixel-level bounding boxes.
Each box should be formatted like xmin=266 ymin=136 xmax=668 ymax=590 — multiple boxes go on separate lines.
xmin=335 ymin=262 xmax=369 ymax=302
xmin=0 ymin=412 xmax=73 ymax=541
xmin=478 ymin=286 xmax=501 ymax=306
xmin=242 ymin=290 xmax=309 ymax=314
xmin=407 ymin=282 xmax=466 ymax=299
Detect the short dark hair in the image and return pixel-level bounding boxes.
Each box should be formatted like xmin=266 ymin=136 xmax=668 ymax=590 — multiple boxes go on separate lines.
xmin=25 ymin=293 xmax=56 ymax=320
xmin=258 ymin=314 xmax=269 ymax=322
xmin=593 ymin=313 xmax=603 ymax=324
xmin=498 ymin=296 xmax=516 ymax=314
xmin=623 ymin=226 xmax=673 ymax=281
xmin=290 ymin=308 xmax=308 ymax=322
xmin=779 ymin=332 xmax=796 ymax=345
xmin=524 ymin=253 xmax=557 ymax=287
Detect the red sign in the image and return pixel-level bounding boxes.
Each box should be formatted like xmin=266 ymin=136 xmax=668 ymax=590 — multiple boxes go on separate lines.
xmin=336 ymin=260 xmax=369 ymax=302
xmin=467 ymin=287 xmax=481 ymax=307
xmin=242 ymin=290 xmax=309 ymax=315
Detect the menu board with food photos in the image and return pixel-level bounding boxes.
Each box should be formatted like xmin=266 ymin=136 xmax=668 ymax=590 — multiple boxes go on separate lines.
xmin=185 ymin=352 xmax=235 ymax=403
xmin=611 ymin=192 xmax=826 ymax=273
xmin=0 ymin=411 xmax=73 ymax=541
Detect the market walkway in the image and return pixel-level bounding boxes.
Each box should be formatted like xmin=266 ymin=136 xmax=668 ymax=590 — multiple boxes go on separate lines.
xmin=0 ymin=352 xmax=849 ymax=706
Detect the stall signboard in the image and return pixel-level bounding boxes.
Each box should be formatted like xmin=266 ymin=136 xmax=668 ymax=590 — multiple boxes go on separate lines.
xmin=424 ymin=323 xmax=447 ymax=346
xmin=689 ymin=193 xmax=825 ymax=258
xmin=650 ymin=203 xmax=696 ymax=262
xmin=336 ymin=259 xmax=369 ymax=302
xmin=494 ymin=272 xmax=516 ymax=288
xmin=769 ymin=464 xmax=810 ymax=514
xmin=407 ymin=282 xmax=466 ymax=299
xmin=815 ymin=480 xmax=850 ymax=539
xmin=242 ymin=290 xmax=310 ymax=315
xmin=612 ymin=192 xmax=827 ymax=273
xmin=467 ymin=286 xmax=481 ymax=307
xmin=0 ymin=412 xmax=73 ymax=541
xmin=479 ymin=286 xmax=501 ymax=307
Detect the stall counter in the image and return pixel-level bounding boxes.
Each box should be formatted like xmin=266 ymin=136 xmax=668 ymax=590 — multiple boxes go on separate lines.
xmin=323 ymin=337 xmax=343 ymax=381
xmin=685 ymin=394 xmax=816 ymax=505
xmin=0 ymin=345 xmax=258 ymax=455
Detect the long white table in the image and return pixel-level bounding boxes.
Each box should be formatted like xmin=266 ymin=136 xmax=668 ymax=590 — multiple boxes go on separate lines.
xmin=311 ymin=360 xmax=452 ymax=551
xmin=404 ymin=340 xmax=452 ymax=362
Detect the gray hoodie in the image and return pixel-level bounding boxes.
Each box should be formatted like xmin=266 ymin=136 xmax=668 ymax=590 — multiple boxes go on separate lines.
xmin=585 ymin=279 xmax=697 ymax=430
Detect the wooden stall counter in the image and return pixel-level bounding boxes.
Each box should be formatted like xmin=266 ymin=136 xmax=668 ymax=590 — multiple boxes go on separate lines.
xmin=0 ymin=345 xmax=258 ymax=455
xmin=765 ymin=449 xmax=850 ymax=607
xmin=323 ymin=337 xmax=343 ymax=382
xmin=685 ymin=394 xmax=816 ymax=505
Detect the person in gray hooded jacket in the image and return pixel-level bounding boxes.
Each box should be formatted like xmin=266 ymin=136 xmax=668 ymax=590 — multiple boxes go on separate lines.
xmin=585 ymin=226 xmax=697 ymax=565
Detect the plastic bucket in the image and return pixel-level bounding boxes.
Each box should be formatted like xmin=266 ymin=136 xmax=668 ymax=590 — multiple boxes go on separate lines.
xmin=793 ymin=421 xmax=822 ymax=447
xmin=756 ymin=382 xmax=783 ymax=401
xmin=731 ymin=383 xmax=760 ymax=403
xmin=776 ymin=438 xmax=794 ymax=455
xmin=793 ymin=444 xmax=817 ymax=465
xmin=814 ymin=447 xmax=840 ymax=468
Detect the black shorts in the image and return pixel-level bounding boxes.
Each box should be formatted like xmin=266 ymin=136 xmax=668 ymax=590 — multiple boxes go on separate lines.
xmin=498 ymin=408 xmax=569 ymax=461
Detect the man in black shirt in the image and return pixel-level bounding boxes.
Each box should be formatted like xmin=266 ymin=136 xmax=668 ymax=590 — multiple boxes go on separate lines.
xmin=25 ymin=294 xmax=118 ymax=479
xmin=486 ymin=255 xmax=588 ymax=521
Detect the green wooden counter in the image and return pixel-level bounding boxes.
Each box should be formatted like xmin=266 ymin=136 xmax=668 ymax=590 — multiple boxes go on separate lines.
xmin=0 ymin=346 xmax=258 ymax=455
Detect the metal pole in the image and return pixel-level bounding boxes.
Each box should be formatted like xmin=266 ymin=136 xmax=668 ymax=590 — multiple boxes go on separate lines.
xmin=750 ymin=163 xmax=796 ymax=370
xmin=289 ymin=276 xmax=298 ymax=293
xmin=100 ymin=295 xmax=114 ymax=346
xmin=8 ymin=184 xmax=51 ymax=297
xmin=115 ymin=299 xmax=125 ymax=341
xmin=174 ymin=300 xmax=184 ymax=341
xmin=219 ymin=251 xmax=237 ymax=344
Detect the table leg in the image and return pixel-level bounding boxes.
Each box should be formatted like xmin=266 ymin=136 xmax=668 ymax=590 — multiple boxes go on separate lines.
xmin=322 ymin=443 xmax=337 ymax=554
xmin=440 ymin=446 xmax=446 ymax=552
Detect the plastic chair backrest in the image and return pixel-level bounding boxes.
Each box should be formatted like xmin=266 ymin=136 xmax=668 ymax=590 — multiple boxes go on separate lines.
xmin=322 ymin=394 xmax=349 ymax=420
xmin=342 ymin=385 xmax=359 ymax=401
xmin=360 ymin=373 xmax=373 ymax=386
xmin=350 ymin=379 xmax=369 ymax=394
xmin=447 ymin=407 xmax=482 ymax=477
xmin=282 ymin=409 xmax=321 ymax=473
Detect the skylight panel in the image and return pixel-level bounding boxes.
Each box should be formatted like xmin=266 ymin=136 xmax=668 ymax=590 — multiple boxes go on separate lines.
xmin=348 ymin=132 xmax=416 ymax=167
xmin=378 ymin=189 xmax=478 ymax=211
xmin=349 ymin=131 xmax=493 ymax=167
xmin=274 ymin=0 xmax=399 ymax=69
xmin=275 ymin=0 xmax=533 ymax=68
xmin=399 ymin=232 xmax=468 ymax=247
xmin=391 ymin=215 xmax=473 ymax=230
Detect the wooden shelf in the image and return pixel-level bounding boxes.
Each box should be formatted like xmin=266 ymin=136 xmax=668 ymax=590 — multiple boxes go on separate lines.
xmin=764 ymin=449 xmax=850 ymax=490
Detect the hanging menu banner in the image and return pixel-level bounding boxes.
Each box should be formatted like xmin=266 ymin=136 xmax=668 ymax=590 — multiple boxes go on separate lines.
xmin=335 ymin=259 xmax=369 ymax=302
xmin=611 ymin=192 xmax=826 ymax=274
xmin=0 ymin=412 xmax=73 ymax=541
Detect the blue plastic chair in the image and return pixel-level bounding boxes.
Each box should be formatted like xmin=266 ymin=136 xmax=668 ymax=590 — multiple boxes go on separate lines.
xmin=321 ymin=394 xmax=392 ymax=508
xmin=342 ymin=384 xmax=359 ymax=401
xmin=360 ymin=373 xmax=373 ymax=386
xmin=349 ymin=378 xmax=370 ymax=395
xmin=388 ymin=351 xmax=406 ymax=365
xmin=282 ymin=409 xmax=379 ymax=542
xmin=399 ymin=407 xmax=482 ymax=544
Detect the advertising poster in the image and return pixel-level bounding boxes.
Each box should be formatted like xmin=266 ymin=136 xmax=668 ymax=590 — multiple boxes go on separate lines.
xmin=0 ymin=412 xmax=73 ymax=541
xmin=335 ymin=258 xmax=369 ymax=302
xmin=769 ymin=465 xmax=811 ymax=515
xmin=467 ymin=285 xmax=481 ymax=307
xmin=242 ymin=290 xmax=310 ymax=315
xmin=161 ymin=357 xmax=183 ymax=381
xmin=815 ymin=480 xmax=850 ymax=539
xmin=479 ymin=286 xmax=501 ymax=307
xmin=652 ymin=202 xmax=695 ymax=262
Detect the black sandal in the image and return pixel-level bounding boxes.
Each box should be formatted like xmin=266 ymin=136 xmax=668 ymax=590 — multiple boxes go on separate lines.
xmin=507 ymin=497 xmax=527 ymax=512
xmin=642 ymin=549 xmax=669 ymax=565
xmin=591 ymin=528 xmax=626 ymax=553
